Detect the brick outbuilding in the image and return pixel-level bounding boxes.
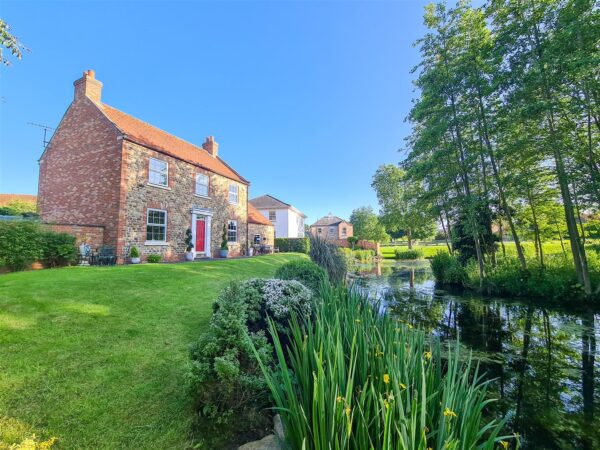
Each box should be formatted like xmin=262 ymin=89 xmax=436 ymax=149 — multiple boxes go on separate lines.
xmin=38 ymin=70 xmax=251 ymax=261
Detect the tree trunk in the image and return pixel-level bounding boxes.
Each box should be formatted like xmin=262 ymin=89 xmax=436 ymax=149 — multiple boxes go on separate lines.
xmin=439 ymin=211 xmax=453 ymax=254
xmin=407 ymin=228 xmax=413 ymax=250
xmin=499 ymin=219 xmax=506 ymax=258
xmin=531 ymin=15 xmax=592 ymax=295
xmin=526 ymin=187 xmax=544 ymax=268
xmin=476 ymin=90 xmax=527 ymax=270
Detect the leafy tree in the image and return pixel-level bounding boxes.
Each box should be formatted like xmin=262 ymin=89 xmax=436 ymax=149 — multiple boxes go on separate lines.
xmin=349 ymin=206 xmax=390 ymax=243
xmin=0 ymin=19 xmax=27 ymax=66
xmin=372 ymin=165 xmax=436 ymax=249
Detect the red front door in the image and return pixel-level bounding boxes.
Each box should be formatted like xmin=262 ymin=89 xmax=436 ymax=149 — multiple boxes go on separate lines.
xmin=195 ymin=218 xmax=206 ymax=253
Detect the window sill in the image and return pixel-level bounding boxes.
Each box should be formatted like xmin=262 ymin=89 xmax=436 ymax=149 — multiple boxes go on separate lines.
xmin=145 ymin=241 xmax=168 ymax=246
xmin=147 ymin=183 xmax=171 ymax=191
xmin=195 ymin=194 xmax=211 ymax=199
xmin=229 ymin=202 xmax=239 ymax=205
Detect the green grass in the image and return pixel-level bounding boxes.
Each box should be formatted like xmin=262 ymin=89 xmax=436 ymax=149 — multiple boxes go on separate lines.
xmin=381 ymin=240 xmax=593 ymax=260
xmin=0 ymin=254 xmax=304 ymax=450
xmin=381 ymin=244 xmax=449 ymax=259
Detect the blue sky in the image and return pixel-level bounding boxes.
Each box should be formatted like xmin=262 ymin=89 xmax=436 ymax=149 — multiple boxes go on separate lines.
xmin=0 ymin=0 xmax=429 ymax=224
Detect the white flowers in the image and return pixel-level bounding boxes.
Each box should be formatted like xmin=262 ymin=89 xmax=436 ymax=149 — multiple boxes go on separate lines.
xmin=262 ymin=279 xmax=312 ymax=319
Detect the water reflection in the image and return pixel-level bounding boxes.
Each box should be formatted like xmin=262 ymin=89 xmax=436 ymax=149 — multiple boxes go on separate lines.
xmin=351 ymin=260 xmax=600 ymax=450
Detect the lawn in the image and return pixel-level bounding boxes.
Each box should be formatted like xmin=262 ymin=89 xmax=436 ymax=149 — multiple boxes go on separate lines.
xmin=381 ymin=240 xmax=584 ymax=259
xmin=0 ymin=254 xmax=304 ymax=450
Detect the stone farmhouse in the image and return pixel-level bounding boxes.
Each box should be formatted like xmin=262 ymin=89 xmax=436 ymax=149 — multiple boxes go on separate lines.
xmin=38 ymin=70 xmax=272 ymax=262
xmin=309 ymin=214 xmax=353 ymax=240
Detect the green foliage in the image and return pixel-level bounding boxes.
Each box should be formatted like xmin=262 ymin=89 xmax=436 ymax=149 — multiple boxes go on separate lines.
xmin=394 ymin=248 xmax=424 ymax=260
xmin=0 ymin=19 xmax=27 ymax=66
xmin=342 ymin=248 xmax=376 ymax=265
xmin=372 ymin=164 xmax=436 ymax=245
xmin=430 ymin=252 xmax=467 ymax=286
xmin=129 ymin=246 xmax=139 ymax=258
xmin=466 ymin=255 xmax=600 ymax=301
xmin=274 ymin=237 xmax=310 ymax=254
xmin=188 ymin=279 xmax=312 ymax=434
xmin=452 ymin=203 xmax=498 ymax=265
xmin=252 ymin=283 xmax=514 ymax=450
xmin=308 ymin=235 xmax=347 ymax=284
xmin=349 ymin=206 xmax=390 ymax=243
xmin=274 ymin=259 xmax=327 ymax=294
xmin=184 ymin=228 xmax=193 ymax=252
xmin=40 ymin=231 xmax=77 ymax=268
xmin=0 ymin=221 xmax=43 ymax=271
xmin=0 ymin=199 xmax=36 ymax=216
xmin=346 ymin=236 xmax=359 ymax=248
xmin=220 ymin=224 xmax=228 ymax=250
xmin=147 ymin=254 xmax=161 ymax=263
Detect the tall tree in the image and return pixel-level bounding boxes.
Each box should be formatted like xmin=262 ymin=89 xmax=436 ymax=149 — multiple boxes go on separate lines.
xmin=349 ymin=206 xmax=390 ymax=243
xmin=372 ymin=164 xmax=436 ymax=249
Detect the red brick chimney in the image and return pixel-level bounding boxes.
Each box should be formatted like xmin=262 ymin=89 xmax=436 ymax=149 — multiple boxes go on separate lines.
xmin=74 ymin=69 xmax=103 ymax=104
xmin=202 ymin=136 xmax=219 ymax=158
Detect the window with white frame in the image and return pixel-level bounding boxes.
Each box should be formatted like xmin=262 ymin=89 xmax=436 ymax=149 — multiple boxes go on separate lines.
xmin=229 ymin=184 xmax=239 ymax=204
xmin=146 ymin=209 xmax=167 ymax=242
xmin=227 ymin=220 xmax=238 ymax=242
xmin=342 ymin=227 xmax=347 ymax=237
xmin=253 ymin=234 xmax=261 ymax=244
xmin=195 ymin=173 xmax=209 ymax=197
xmin=268 ymin=211 xmax=276 ymax=221
xmin=149 ymin=158 xmax=168 ymax=187
xmin=317 ymin=227 xmax=322 ymax=234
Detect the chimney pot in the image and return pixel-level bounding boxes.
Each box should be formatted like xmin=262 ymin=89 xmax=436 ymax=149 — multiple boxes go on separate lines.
xmin=202 ymin=136 xmax=219 ymax=158
xmin=74 ymin=69 xmax=103 ymax=104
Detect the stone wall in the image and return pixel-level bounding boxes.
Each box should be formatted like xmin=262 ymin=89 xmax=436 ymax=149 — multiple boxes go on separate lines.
xmin=248 ymin=223 xmax=274 ymax=247
xmin=122 ymin=141 xmax=248 ymax=261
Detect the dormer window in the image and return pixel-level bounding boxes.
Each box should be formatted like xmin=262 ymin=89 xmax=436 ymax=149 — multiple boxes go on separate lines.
xmin=229 ymin=184 xmax=239 ymax=204
xmin=149 ymin=158 xmax=168 ymax=187
xmin=195 ymin=173 xmax=209 ymax=197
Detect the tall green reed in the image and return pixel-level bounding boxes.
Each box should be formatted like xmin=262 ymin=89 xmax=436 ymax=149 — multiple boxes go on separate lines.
xmin=253 ymin=283 xmax=518 ymax=449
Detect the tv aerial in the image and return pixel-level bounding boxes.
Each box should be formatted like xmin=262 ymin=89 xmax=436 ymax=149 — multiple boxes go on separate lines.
xmin=28 ymin=122 xmax=55 ymax=149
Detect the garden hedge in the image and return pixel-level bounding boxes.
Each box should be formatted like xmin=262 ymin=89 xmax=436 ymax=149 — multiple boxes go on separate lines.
xmin=275 ymin=237 xmax=310 ymax=254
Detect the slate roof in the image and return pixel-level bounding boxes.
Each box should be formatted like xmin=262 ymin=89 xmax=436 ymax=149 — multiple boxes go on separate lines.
xmin=248 ymin=204 xmax=273 ymax=226
xmin=99 ymin=104 xmax=248 ymax=184
xmin=311 ymin=214 xmax=348 ymax=227
xmin=249 ymin=194 xmax=306 ymax=218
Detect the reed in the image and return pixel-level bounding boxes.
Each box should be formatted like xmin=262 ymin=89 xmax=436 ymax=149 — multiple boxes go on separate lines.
xmin=253 ymin=283 xmax=517 ymax=449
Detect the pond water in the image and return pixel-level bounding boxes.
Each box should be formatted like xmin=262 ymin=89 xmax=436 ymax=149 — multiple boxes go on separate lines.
xmin=351 ymin=260 xmax=599 ymax=450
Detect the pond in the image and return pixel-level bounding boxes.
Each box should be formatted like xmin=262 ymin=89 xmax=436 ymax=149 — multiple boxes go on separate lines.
xmin=351 ymin=259 xmax=599 ymax=450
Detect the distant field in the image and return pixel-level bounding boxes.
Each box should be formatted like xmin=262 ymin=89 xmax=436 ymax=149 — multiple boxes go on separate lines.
xmin=381 ymin=240 xmax=591 ymax=260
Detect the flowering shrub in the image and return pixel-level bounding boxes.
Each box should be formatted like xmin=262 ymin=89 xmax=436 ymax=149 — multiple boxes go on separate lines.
xmin=188 ymin=278 xmax=313 ymax=446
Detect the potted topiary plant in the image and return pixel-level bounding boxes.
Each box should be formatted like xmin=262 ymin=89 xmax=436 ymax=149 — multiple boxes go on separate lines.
xmin=220 ymin=224 xmax=229 ymax=258
xmin=184 ymin=228 xmax=195 ymax=261
xmin=130 ymin=246 xmax=141 ymax=264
